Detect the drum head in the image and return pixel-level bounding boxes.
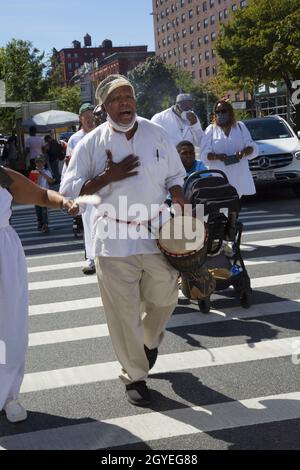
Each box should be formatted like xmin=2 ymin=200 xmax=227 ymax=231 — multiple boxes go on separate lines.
xmin=158 ymin=216 xmax=205 ymax=255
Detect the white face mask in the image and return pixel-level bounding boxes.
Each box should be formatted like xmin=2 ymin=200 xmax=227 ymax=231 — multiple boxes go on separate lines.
xmin=180 ymin=111 xmax=190 ymax=122
xmin=107 ymin=113 xmax=137 ymax=133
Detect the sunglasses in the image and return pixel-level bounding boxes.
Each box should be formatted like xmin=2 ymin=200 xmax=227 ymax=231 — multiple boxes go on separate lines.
xmin=215 ymin=109 xmax=228 ymax=114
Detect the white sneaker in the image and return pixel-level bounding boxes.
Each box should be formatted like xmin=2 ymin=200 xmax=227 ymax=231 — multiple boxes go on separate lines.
xmin=4 ymin=400 xmax=27 ymax=423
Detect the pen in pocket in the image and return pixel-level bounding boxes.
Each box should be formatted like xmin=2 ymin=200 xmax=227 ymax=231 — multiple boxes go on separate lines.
xmin=156 ymin=149 xmax=160 ymax=162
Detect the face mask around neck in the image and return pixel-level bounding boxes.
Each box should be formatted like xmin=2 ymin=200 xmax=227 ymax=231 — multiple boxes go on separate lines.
xmin=107 ymin=114 xmax=137 ymax=133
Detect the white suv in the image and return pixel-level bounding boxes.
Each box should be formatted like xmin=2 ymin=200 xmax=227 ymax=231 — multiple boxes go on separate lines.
xmin=243 ymin=116 xmax=300 ymax=196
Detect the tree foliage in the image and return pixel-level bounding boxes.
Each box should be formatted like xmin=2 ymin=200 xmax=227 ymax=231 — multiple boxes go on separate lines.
xmin=128 ymin=56 xmax=217 ymax=125
xmin=46 ymin=85 xmax=81 ymax=114
xmin=2 ymin=39 xmax=47 ymax=102
xmin=216 ymin=0 xmax=300 ymax=127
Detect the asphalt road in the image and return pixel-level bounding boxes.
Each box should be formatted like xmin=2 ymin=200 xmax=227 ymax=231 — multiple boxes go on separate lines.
xmin=0 ymin=186 xmax=300 ymax=450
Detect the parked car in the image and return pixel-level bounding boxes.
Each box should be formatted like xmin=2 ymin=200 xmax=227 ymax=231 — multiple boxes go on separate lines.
xmin=243 ymin=116 xmax=300 ymax=196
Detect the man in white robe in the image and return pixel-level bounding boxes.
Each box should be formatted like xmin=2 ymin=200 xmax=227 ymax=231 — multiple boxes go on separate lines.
xmin=151 ymin=93 xmax=204 ymax=149
xmin=61 ymin=75 xmax=187 ymax=407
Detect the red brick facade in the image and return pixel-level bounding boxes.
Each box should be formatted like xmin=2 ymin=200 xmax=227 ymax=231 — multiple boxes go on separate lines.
xmin=59 ymin=38 xmax=149 ymax=85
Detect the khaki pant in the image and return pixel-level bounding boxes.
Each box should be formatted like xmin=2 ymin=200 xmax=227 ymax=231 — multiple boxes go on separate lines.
xmin=95 ymin=253 xmax=178 ymax=384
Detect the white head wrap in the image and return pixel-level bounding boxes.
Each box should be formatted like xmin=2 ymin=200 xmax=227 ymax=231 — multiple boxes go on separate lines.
xmin=95 ymin=76 xmax=136 ymax=105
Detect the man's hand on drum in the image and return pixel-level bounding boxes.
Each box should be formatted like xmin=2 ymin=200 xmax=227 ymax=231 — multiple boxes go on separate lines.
xmin=105 ymin=150 xmax=140 ymax=183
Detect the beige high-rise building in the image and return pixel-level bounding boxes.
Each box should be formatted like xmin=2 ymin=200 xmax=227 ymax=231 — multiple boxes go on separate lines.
xmin=152 ymin=0 xmax=248 ymax=99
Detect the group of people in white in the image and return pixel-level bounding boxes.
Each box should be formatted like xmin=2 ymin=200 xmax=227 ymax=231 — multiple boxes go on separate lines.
xmin=0 ymin=74 xmax=258 ymax=422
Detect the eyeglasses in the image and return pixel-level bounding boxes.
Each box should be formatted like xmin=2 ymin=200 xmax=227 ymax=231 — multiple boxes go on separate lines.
xmin=215 ymin=109 xmax=228 ymax=115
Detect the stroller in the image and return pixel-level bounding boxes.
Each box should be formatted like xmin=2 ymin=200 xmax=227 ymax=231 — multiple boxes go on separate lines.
xmin=183 ymin=169 xmax=252 ymax=314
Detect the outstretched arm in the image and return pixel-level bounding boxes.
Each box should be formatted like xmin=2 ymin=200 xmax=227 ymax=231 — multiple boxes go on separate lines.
xmin=3 ymin=167 xmax=78 ymax=214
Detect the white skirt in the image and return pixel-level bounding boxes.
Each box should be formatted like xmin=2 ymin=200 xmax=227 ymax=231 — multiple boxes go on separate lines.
xmin=0 ymin=226 xmax=28 ymax=410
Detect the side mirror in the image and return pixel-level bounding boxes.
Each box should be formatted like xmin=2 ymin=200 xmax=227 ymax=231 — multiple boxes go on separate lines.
xmin=297 ymin=131 xmax=300 ymax=139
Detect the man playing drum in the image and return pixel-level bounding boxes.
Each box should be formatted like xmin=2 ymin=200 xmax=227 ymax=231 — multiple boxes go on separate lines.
xmin=61 ymin=75 xmax=187 ymax=406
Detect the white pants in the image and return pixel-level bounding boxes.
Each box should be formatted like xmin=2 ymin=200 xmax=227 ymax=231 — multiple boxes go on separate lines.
xmin=0 ymin=227 xmax=28 ymax=410
xmin=96 ymin=253 xmax=179 ymax=384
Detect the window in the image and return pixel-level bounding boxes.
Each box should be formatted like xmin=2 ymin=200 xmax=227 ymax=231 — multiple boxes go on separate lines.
xmin=183 ymin=44 xmax=187 ymax=54
xmin=181 ymin=0 xmax=185 ymax=6
xmin=184 ymin=58 xmax=188 ymax=67
xmin=168 ymin=50 xmax=172 ymax=57
xmin=232 ymin=4 xmax=237 ymax=11
xmin=191 ymin=56 xmax=195 ymax=66
xmin=204 ymin=18 xmax=208 ymax=28
xmin=210 ymin=15 xmax=215 ymax=25
xmin=68 ymin=63 xmax=72 ymax=70
xmin=182 ymin=28 xmax=187 ymax=37
xmin=182 ymin=13 xmax=186 ymax=22
xmin=211 ymin=31 xmax=216 ymax=41
xmin=163 ymin=38 xmax=166 ymax=46
xmin=166 ymin=7 xmax=170 ymax=15
xmin=210 ymin=0 xmax=214 ymax=7
xmin=199 ymin=69 xmax=202 ymax=78
xmin=219 ymin=10 xmax=223 ymax=20
xmin=198 ymin=37 xmax=202 ymax=46
xmin=224 ymin=8 xmax=228 ymax=18
xmin=204 ymin=34 xmax=209 ymax=44
xmin=206 ymin=66 xmax=210 ymax=76
xmin=190 ymin=25 xmax=194 ymax=34
xmin=197 ymin=21 xmax=201 ymax=31
xmin=167 ymin=35 xmax=171 ymax=44
xmin=205 ymin=51 xmax=210 ymax=60
xmin=203 ymin=1 xmax=207 ymax=12
xmin=189 ymin=9 xmax=193 ymax=18
xmin=212 ymin=65 xmax=217 ymax=75
xmin=158 ymin=41 xmax=161 ymax=49
xmin=190 ymin=40 xmax=194 ymax=50
xmin=212 ymin=48 xmax=216 ymax=58
xmin=162 ymin=24 xmax=165 ymax=32
xmin=198 ymin=52 xmax=202 ymax=62
xmin=240 ymin=0 xmax=247 ymax=6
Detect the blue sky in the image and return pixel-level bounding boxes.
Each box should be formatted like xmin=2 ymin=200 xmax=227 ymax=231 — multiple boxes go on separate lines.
xmin=0 ymin=0 xmax=155 ymax=57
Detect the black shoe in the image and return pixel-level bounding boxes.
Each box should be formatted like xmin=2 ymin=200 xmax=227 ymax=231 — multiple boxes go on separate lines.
xmin=125 ymin=381 xmax=151 ymax=407
xmin=82 ymin=265 xmax=96 ymax=275
xmin=144 ymin=345 xmax=158 ymax=370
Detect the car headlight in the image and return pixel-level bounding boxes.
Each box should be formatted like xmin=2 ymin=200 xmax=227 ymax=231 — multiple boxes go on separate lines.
xmin=295 ymin=151 xmax=300 ymax=160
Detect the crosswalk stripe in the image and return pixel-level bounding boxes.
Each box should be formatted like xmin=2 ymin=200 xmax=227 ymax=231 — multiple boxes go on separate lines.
xmin=245 ymin=226 xmax=300 ymax=236
xmin=27 ymin=271 xmax=300 ymax=292
xmin=23 ymin=240 xmax=83 ymax=251
xmin=28 ymin=294 xmax=300 ymax=318
xmin=27 ymin=252 xmax=300 ymax=274
xmin=21 ymin=336 xmax=299 ymax=393
xmin=28 ymin=298 xmax=300 ymax=346
xmin=243 ymin=218 xmax=300 ymax=227
xmin=27 ymin=250 xmax=83 ymax=261
xmin=28 ymin=261 xmax=84 ymax=273
xmin=2 ymin=390 xmax=299 ymax=450
xmin=19 ymin=233 xmax=76 ymax=243
xmin=241 ymin=236 xmax=300 ymax=249
xmin=240 ymin=213 xmax=293 ymax=220
xmin=29 ymin=297 xmax=102 ymax=315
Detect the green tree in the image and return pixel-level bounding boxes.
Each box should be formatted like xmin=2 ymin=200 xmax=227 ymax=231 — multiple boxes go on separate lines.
xmin=216 ymin=0 xmax=300 ymax=128
xmin=46 ymin=85 xmax=81 ymax=113
xmin=127 ymin=56 xmax=179 ymax=118
xmin=3 ymin=39 xmax=47 ymax=102
xmin=45 ymin=48 xmax=65 ymax=90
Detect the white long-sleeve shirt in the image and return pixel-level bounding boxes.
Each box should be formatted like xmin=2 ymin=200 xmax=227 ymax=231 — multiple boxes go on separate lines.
xmin=151 ymin=107 xmax=204 ymax=149
xmin=200 ymin=122 xmax=259 ymax=197
xmin=60 ymin=117 xmax=186 ymax=257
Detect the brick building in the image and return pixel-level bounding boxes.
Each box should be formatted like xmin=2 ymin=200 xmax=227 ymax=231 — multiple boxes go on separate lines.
xmin=59 ymin=36 xmax=149 ymax=85
xmin=152 ymin=0 xmax=249 ymax=100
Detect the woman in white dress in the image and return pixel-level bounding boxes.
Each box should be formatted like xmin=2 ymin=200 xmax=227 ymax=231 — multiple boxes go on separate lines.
xmin=200 ymin=99 xmax=258 ymax=198
xmin=0 ymin=166 xmax=77 ymax=423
